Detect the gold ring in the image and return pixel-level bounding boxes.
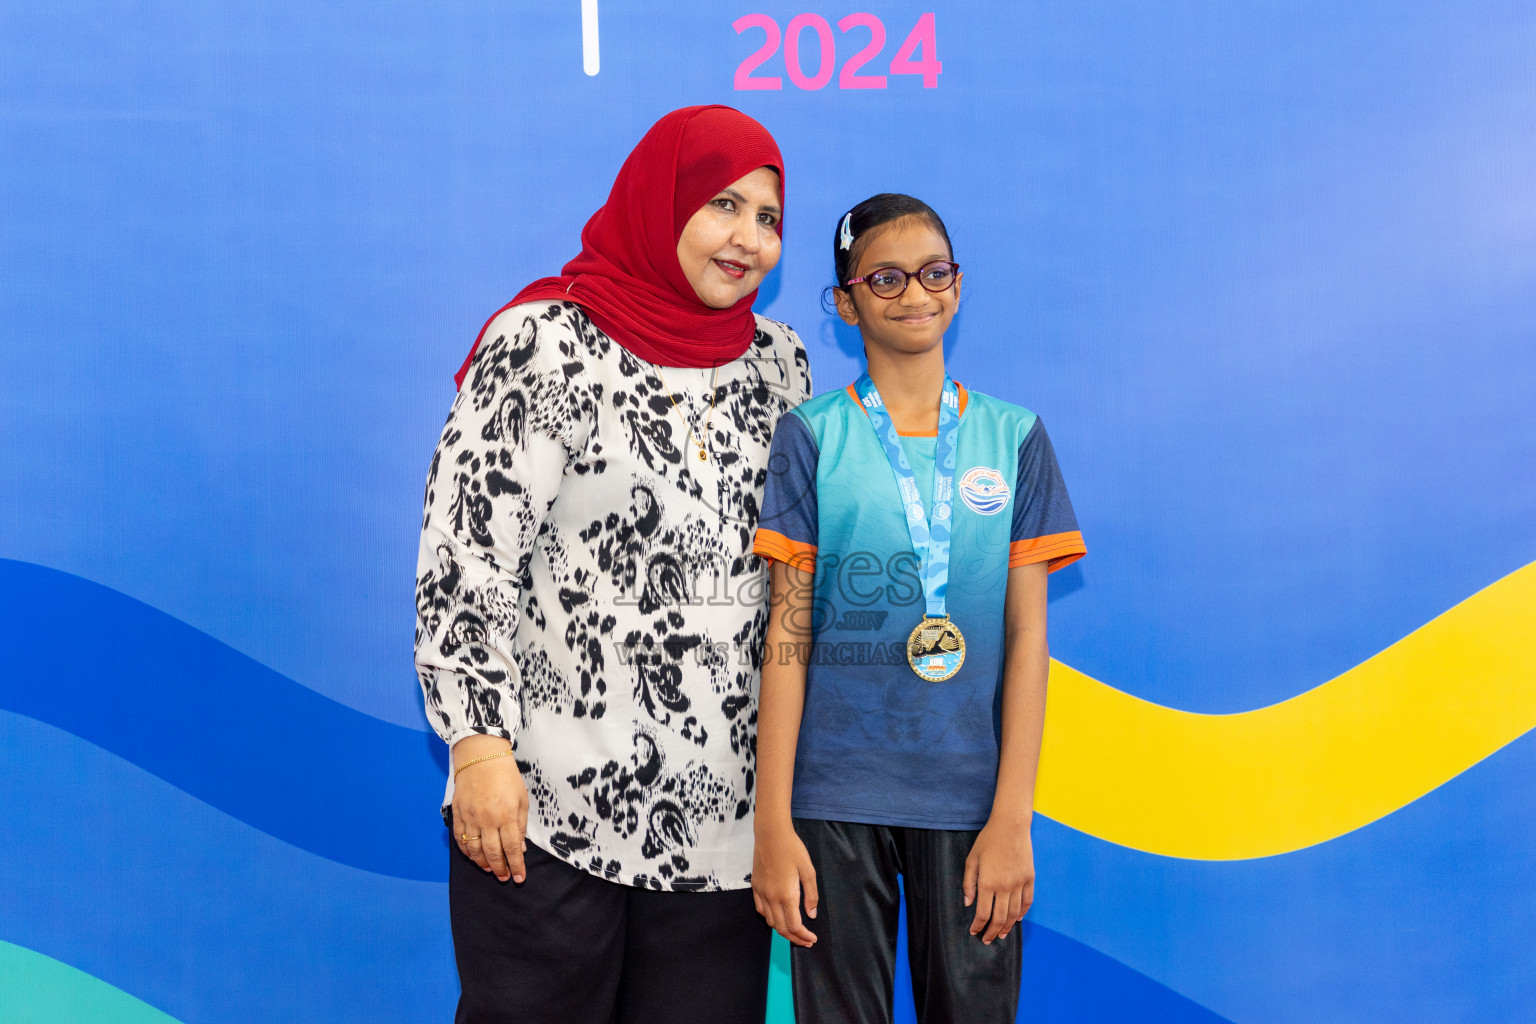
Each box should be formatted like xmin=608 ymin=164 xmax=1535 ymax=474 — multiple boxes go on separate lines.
xmin=460 ymin=833 xmax=481 ymax=843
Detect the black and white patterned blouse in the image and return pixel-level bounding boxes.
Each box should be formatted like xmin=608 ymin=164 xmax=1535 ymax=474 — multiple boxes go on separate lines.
xmin=414 ymin=301 xmax=811 ymax=891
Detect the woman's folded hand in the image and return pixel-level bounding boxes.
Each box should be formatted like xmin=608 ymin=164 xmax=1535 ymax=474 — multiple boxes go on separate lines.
xmin=451 ymin=735 xmax=529 ymax=884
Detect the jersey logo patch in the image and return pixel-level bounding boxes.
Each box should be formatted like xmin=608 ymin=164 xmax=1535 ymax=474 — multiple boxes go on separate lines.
xmin=959 ymin=466 xmax=1010 ymax=515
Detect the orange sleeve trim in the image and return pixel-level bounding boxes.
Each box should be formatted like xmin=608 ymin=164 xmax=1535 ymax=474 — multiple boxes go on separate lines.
xmin=754 ymin=529 xmax=818 ymax=572
xmin=845 ymin=382 xmax=866 ymax=417
xmin=1009 ymin=531 xmax=1087 ymax=572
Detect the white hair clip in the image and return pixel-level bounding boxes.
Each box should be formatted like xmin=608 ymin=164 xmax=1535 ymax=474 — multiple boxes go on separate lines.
xmin=839 ymin=212 xmax=855 ymax=251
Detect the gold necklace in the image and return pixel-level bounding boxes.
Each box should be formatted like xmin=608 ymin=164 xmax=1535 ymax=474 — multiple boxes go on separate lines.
xmin=655 ymin=365 xmax=719 ymax=463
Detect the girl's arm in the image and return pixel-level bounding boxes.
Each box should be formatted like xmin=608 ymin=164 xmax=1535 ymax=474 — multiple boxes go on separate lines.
xmin=752 ymin=558 xmax=820 ymax=947
xmin=964 ymin=559 xmax=1050 ymax=944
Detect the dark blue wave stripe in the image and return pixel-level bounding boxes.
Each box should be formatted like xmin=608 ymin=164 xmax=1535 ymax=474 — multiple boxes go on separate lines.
xmin=1014 ymin=925 xmax=1236 ymax=1023
xmin=0 ymin=558 xmax=448 ymax=880
xmin=887 ymin=882 xmax=1237 ymax=1024
xmin=0 ymin=709 xmax=456 ymax=1024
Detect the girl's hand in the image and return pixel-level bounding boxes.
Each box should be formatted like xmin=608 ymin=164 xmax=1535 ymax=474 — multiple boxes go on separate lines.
xmin=963 ymin=815 xmax=1035 ymax=944
xmin=752 ymin=820 xmax=819 ymax=947
xmin=450 ymin=735 xmax=529 ymax=883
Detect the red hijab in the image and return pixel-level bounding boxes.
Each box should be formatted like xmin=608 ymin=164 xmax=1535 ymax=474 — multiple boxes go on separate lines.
xmin=455 ymin=105 xmax=784 ymax=388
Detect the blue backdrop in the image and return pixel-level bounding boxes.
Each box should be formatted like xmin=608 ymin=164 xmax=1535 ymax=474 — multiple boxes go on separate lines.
xmin=3 ymin=2 xmax=1534 ymax=1021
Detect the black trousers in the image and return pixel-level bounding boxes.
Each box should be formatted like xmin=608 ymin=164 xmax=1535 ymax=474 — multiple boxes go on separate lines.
xmin=791 ymin=818 xmax=1023 ymax=1024
xmin=450 ymin=840 xmax=771 ymax=1024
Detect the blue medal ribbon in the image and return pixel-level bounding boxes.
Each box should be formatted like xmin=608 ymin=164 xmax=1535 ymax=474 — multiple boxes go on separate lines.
xmin=853 ymin=373 xmax=959 ymax=620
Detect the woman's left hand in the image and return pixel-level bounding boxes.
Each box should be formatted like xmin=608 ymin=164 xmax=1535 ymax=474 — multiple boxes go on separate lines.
xmin=963 ymin=815 xmax=1035 ymax=944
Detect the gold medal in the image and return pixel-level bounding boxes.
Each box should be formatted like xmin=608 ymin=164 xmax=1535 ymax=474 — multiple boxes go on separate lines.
xmin=906 ymin=616 xmax=966 ymax=682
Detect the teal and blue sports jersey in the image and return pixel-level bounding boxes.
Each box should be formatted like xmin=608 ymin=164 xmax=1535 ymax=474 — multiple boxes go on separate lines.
xmin=754 ymin=382 xmax=1085 ymax=829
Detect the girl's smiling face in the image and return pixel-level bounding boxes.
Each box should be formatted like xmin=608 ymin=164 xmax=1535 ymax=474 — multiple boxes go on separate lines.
xmin=834 ymin=216 xmax=961 ymax=356
xmin=675 ymin=166 xmax=783 ymax=309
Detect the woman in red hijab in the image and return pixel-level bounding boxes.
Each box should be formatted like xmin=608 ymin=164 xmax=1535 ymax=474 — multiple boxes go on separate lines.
xmin=414 ymin=106 xmax=811 ymax=1023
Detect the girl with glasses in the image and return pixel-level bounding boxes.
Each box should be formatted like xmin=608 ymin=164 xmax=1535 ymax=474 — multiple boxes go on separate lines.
xmin=751 ymin=193 xmax=1086 ymax=1023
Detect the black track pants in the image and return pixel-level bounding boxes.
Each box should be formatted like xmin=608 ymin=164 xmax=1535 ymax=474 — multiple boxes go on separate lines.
xmin=450 ymin=839 xmax=771 ymax=1024
xmin=791 ymin=818 xmax=1023 ymax=1024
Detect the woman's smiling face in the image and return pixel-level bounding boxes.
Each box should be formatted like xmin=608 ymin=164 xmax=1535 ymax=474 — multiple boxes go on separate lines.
xmin=834 ymin=216 xmax=961 ymax=357
xmin=675 ymin=166 xmax=783 ymax=309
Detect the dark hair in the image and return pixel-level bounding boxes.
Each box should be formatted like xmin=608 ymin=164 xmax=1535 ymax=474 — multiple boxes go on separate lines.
xmin=831 ymin=193 xmax=954 ymax=288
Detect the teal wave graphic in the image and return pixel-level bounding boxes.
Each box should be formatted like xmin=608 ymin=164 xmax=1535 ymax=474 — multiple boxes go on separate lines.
xmin=0 ymin=941 xmax=185 ymax=1024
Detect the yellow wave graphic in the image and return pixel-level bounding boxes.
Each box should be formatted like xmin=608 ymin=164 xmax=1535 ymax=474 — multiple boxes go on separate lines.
xmin=1035 ymin=560 xmax=1536 ymax=860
